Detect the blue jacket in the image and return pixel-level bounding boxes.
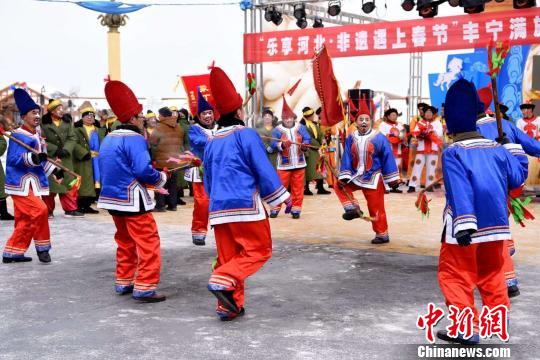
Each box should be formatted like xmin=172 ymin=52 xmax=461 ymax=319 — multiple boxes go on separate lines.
xmin=270 ymin=123 xmax=311 ymax=170
xmin=5 ymin=127 xmax=56 ymax=196
xmin=339 ymin=130 xmax=399 ymax=189
xmin=442 ymin=138 xmax=525 ymax=244
xmin=204 ymin=125 xmax=290 ymax=225
xmin=184 ymin=123 xmax=216 ymax=183
xmin=97 ymin=128 xmax=166 ymax=212
xmin=476 ymin=115 xmax=539 ymax=178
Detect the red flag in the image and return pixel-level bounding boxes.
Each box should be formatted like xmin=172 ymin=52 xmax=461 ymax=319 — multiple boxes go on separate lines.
xmin=312 ymin=47 xmax=345 ymax=127
xmin=180 ymin=74 xmax=218 ymax=117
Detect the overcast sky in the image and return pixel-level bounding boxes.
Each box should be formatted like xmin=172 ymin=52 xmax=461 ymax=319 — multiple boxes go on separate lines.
xmin=1 ymin=0 xmax=470 ymax=110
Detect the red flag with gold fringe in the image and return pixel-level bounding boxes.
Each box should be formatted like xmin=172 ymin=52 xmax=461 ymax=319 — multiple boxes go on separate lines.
xmin=312 ymin=46 xmax=345 ymax=127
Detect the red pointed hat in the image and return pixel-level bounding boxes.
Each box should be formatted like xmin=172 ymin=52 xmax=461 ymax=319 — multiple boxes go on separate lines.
xmin=477 ymin=86 xmax=493 ymax=112
xmin=104 ymin=80 xmax=142 ymax=123
xmin=209 ymin=67 xmax=243 ymax=115
xmin=357 ymin=96 xmax=375 ymax=117
xmin=281 ymin=95 xmax=296 ymax=119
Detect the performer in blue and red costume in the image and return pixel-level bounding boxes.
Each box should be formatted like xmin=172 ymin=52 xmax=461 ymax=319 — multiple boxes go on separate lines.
xmin=436 ymin=79 xmax=525 ymax=345
xmin=334 ymin=95 xmax=400 ymax=244
xmin=204 ymin=66 xmax=291 ymax=321
xmin=269 ymin=96 xmax=311 ymax=219
xmin=184 ymin=89 xmax=217 ymax=246
xmin=2 ymin=89 xmax=60 ymax=264
xmin=99 ymin=80 xmax=168 ymax=303
xmin=475 ymin=87 xmax=539 ymax=299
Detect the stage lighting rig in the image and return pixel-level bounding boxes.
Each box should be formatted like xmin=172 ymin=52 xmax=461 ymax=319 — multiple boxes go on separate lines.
xmin=313 ymin=16 xmax=324 ymax=28
xmin=362 ymin=0 xmax=376 ymax=14
xmin=328 ymin=0 xmax=341 ymax=16
xmin=401 ymin=0 xmax=415 ymax=11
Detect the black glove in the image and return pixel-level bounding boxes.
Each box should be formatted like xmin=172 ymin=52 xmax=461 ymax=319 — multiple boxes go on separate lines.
xmin=55 ymin=148 xmax=69 ymax=158
xmin=495 ymin=133 xmax=510 ymax=145
xmin=31 ymin=152 xmax=48 ymax=164
xmin=81 ymin=153 xmax=91 ymax=161
xmin=455 ymin=230 xmax=473 ymax=247
xmin=53 ymin=168 xmax=64 ymax=180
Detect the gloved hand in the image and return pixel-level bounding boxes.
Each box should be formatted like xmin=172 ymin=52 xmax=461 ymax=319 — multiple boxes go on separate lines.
xmin=283 ymin=197 xmax=293 ymax=214
xmin=53 ymin=168 xmax=64 ymax=180
xmin=81 ymin=153 xmax=91 ymax=161
xmin=455 ymin=230 xmax=473 ymax=247
xmin=31 ymin=152 xmax=48 ymax=164
xmin=496 ymin=133 xmax=510 ymax=145
xmin=388 ymin=180 xmax=400 ymax=190
xmin=281 ymin=140 xmax=292 ymax=149
xmin=55 ymin=148 xmax=69 ymax=159
xmin=300 ymin=143 xmax=310 ymax=152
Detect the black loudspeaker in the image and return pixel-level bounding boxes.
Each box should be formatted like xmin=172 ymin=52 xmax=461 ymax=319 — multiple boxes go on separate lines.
xmin=532 ymin=55 xmax=540 ymax=91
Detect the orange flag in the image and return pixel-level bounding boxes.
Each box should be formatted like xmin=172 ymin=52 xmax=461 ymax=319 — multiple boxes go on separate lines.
xmin=312 ymin=46 xmax=345 ymax=127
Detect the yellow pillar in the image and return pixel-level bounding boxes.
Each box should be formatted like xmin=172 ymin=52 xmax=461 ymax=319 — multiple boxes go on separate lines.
xmin=107 ymin=29 xmax=121 ymax=80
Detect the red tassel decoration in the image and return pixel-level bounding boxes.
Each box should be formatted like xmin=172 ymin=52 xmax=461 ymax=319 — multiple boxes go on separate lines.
xmin=415 ymin=191 xmax=431 ymax=218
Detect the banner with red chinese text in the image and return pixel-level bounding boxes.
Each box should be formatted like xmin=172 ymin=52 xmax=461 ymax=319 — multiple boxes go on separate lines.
xmin=313 ymin=47 xmax=345 ymax=127
xmin=180 ymin=74 xmax=216 ymax=116
xmin=243 ymin=8 xmax=540 ymax=64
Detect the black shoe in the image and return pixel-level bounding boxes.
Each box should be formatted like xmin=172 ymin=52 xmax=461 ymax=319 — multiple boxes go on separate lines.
xmin=3 ymin=256 xmax=32 ymax=263
xmin=407 ymin=186 xmax=416 ymax=193
xmin=153 ymin=207 xmax=167 ymax=213
xmin=177 ymin=198 xmax=186 ymax=206
xmin=508 ymin=285 xmax=520 ymax=298
xmin=0 ymin=199 xmax=14 ymax=220
xmin=436 ymin=330 xmax=480 ymax=345
xmin=292 ymin=213 xmax=300 ymax=219
xmin=208 ymin=288 xmax=239 ymax=314
xmin=133 ymin=293 xmax=167 ymax=303
xmin=342 ymin=210 xmax=361 ymax=221
xmin=0 ymin=212 xmax=14 ymax=220
xmin=37 ymin=251 xmax=51 ymax=263
xmin=317 ymin=188 xmax=331 ymax=195
xmin=389 ymin=188 xmax=403 ymax=194
xmin=65 ymin=210 xmax=85 ymax=218
xmin=166 ymin=206 xmax=177 ymax=211
xmin=304 ymin=189 xmax=314 ymax=196
xmin=371 ymin=237 xmax=389 ymax=244
xmin=219 ymin=307 xmax=245 ymax=322
xmin=81 ymin=207 xmax=99 ymax=214
xmin=192 ymin=236 xmax=206 ymax=246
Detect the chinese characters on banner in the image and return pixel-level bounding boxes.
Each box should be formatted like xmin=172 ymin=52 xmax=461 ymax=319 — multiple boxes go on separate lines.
xmin=243 ymin=8 xmax=540 ymax=64
xmin=180 ymin=74 xmax=216 ymax=116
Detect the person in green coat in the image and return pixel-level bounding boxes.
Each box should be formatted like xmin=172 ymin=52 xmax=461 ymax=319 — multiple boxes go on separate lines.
xmin=300 ymin=107 xmax=330 ymax=195
xmin=175 ymin=107 xmax=191 ymax=203
xmin=40 ymin=99 xmax=87 ymax=218
xmin=256 ymin=108 xmax=278 ymax=169
xmin=0 ymin=115 xmax=14 ymax=220
xmin=73 ymin=107 xmax=107 ymax=214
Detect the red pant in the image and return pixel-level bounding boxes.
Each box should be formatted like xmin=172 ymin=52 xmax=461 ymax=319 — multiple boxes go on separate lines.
xmin=273 ymin=169 xmax=304 ymax=214
xmin=191 ymin=182 xmax=209 ymax=238
xmin=42 ymin=188 xmax=78 ymax=213
xmin=502 ymin=240 xmax=517 ymax=287
xmin=3 ymin=190 xmax=50 ymax=257
xmin=112 ymin=213 xmax=161 ymax=297
xmin=333 ymin=178 xmax=388 ymax=237
xmin=438 ymin=241 xmax=509 ymax=330
xmin=210 ymin=219 xmax=272 ymax=308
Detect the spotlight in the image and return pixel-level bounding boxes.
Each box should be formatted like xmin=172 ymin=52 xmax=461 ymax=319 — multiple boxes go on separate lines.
xmin=448 ymin=0 xmax=459 ymax=6
xmin=461 ymin=0 xmax=486 ymax=13
xmin=293 ymin=3 xmax=306 ymax=20
xmin=362 ymin=0 xmax=376 ymax=14
xmin=271 ymin=10 xmax=283 ymax=25
xmin=401 ymin=0 xmax=415 ymax=11
xmin=513 ymin=0 xmax=536 ymax=8
xmin=313 ymin=17 xmax=324 ymax=28
xmin=264 ymin=6 xmax=274 ymax=22
xmin=417 ymin=0 xmax=439 ymax=18
xmin=296 ymin=17 xmax=308 ymax=29
xmin=328 ymin=0 xmax=341 ymax=16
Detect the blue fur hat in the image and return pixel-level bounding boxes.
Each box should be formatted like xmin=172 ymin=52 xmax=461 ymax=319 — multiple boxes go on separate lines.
xmin=444 ymin=79 xmax=479 ymax=135
xmin=197 ymin=88 xmax=214 ymax=114
xmin=14 ymin=89 xmax=40 ymax=116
